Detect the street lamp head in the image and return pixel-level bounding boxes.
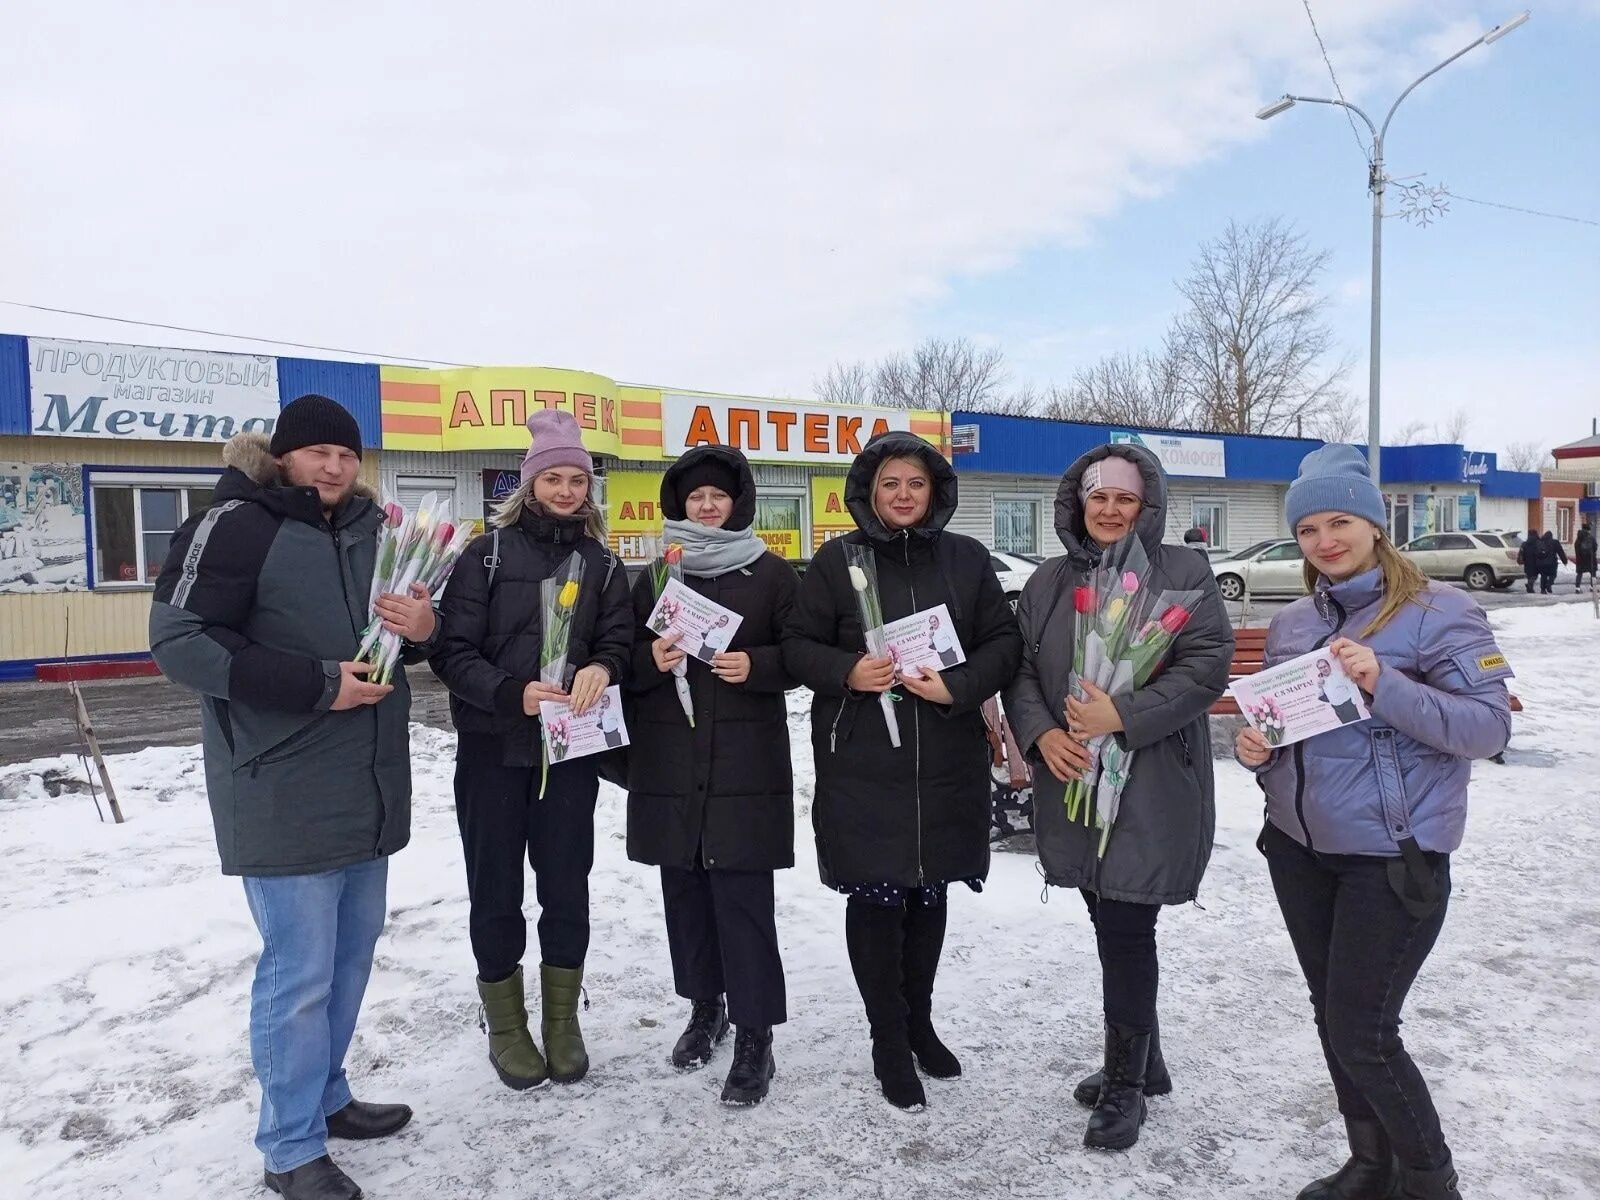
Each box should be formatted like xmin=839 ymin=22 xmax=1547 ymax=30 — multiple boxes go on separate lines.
xmin=1256 ymin=95 xmax=1297 ymax=120
xmin=1483 ymin=11 xmax=1530 ymax=44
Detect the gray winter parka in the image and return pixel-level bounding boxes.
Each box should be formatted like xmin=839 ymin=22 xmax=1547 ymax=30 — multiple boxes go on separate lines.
xmin=1003 ymin=444 xmax=1234 ymax=905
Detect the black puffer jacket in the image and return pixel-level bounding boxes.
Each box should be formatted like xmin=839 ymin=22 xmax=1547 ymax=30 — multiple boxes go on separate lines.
xmin=1003 ymin=443 xmax=1233 ymax=906
xmin=625 ymin=447 xmax=800 ymax=873
xmin=430 ymin=506 xmax=633 ymax=766
xmin=783 ymin=431 xmax=1023 ymax=889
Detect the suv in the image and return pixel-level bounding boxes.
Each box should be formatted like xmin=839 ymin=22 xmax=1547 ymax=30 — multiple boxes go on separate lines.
xmin=1398 ymin=531 xmax=1522 ymax=590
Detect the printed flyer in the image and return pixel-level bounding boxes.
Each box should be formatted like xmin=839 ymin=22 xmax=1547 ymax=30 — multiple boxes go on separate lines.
xmin=882 ymin=604 xmax=966 ymax=678
xmin=1227 ymin=647 xmax=1370 ymax=748
xmin=645 ymin=576 xmax=744 ymax=664
xmin=539 ymin=685 xmax=630 ymax=761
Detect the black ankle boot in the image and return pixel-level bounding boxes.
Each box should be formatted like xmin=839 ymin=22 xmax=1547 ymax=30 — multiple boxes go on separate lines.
xmin=263 ymin=1155 xmax=362 ymax=1200
xmin=902 ymin=901 xmax=960 ymax=1079
xmin=720 ymin=1026 xmax=775 ymax=1106
xmin=1074 ymin=1019 xmax=1171 ymax=1106
xmin=1083 ymin=1023 xmax=1150 ymax=1151
xmin=671 ymin=997 xmax=730 ymax=1071
xmin=1398 ymin=1159 xmax=1460 ymax=1199
xmin=846 ymin=899 xmax=927 ymax=1112
xmin=1297 ymin=1118 xmax=1401 ymax=1199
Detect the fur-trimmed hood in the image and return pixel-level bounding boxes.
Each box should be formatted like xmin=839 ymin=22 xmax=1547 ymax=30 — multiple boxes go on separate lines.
xmin=219 ymin=430 xmax=376 ymax=497
xmin=214 ymin=431 xmax=377 ymax=524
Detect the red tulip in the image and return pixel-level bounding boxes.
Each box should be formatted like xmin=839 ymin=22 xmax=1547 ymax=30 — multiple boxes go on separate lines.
xmin=1073 ymin=585 xmax=1094 ymax=614
xmin=664 ymin=543 xmax=684 ymax=565
xmin=384 ymin=501 xmax=405 ymax=527
xmin=1159 ymin=605 xmax=1192 ymax=635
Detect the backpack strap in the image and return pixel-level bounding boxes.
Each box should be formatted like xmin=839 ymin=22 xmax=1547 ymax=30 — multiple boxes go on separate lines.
xmin=484 ymin=528 xmax=502 ymax=590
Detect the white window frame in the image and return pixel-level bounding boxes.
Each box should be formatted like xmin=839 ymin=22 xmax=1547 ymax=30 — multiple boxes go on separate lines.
xmin=1190 ymin=498 xmax=1229 ymax=550
xmin=992 ymin=495 xmax=1041 ymax=556
xmin=1435 ymin=495 xmax=1458 ymax=534
xmin=88 ymin=469 xmax=221 ymax=590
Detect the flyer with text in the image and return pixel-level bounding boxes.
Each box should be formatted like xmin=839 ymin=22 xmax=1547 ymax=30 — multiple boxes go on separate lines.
xmin=882 ymin=604 xmax=967 ymax=679
xmin=540 ymin=685 xmax=630 ymax=761
xmin=1227 ymin=647 xmax=1370 ymax=748
xmin=645 ymin=576 xmax=745 ymax=663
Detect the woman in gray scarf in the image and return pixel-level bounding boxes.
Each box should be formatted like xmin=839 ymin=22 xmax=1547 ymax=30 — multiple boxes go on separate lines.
xmin=623 ymin=445 xmax=800 ymax=1108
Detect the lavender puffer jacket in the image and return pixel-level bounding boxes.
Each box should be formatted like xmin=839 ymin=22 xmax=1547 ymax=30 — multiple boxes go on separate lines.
xmin=1255 ymin=570 xmax=1513 ymax=856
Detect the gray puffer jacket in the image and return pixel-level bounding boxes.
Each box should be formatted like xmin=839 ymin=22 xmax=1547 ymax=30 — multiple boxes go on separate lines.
xmin=1003 ymin=443 xmax=1234 ymax=905
xmin=150 ymin=433 xmax=437 ymax=877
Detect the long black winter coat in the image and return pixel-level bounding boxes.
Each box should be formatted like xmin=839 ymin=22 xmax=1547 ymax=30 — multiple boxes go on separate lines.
xmin=1576 ymin=528 xmax=1597 ymax=573
xmin=625 ymin=447 xmax=800 ymax=873
xmin=782 ymin=432 xmax=1023 ymax=889
xmin=1003 ymin=444 xmax=1233 ymax=906
xmin=430 ymin=505 xmax=633 ymax=767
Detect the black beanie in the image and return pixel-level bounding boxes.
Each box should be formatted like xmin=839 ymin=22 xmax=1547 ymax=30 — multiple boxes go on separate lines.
xmin=270 ymin=393 xmax=363 ymax=459
xmin=673 ymin=458 xmax=741 ymax=511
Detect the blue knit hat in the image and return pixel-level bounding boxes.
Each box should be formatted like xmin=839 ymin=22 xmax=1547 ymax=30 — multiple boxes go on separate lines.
xmin=1285 ymin=444 xmax=1387 ymax=531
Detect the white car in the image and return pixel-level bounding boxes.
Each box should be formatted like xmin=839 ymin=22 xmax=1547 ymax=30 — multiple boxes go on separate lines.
xmin=1210 ymin=539 xmax=1306 ymax=601
xmin=1398 ymin=531 xmax=1522 ymax=591
xmin=988 ymin=552 xmax=1039 ymax=609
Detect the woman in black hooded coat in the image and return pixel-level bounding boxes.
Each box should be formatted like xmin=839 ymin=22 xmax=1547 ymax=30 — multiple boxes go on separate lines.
xmin=625 ymin=445 xmax=799 ymax=1107
xmin=782 ymin=430 xmax=1022 ymax=1112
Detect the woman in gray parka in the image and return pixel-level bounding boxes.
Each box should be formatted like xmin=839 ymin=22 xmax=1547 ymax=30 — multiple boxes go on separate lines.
xmin=1003 ymin=443 xmax=1232 ymax=1152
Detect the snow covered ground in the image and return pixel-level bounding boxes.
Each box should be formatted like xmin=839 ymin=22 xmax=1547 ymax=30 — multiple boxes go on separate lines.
xmin=2 ymin=605 xmax=1597 ymax=1199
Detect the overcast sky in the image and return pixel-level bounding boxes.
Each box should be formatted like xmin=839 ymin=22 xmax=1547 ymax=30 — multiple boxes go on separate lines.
xmin=3 ymin=1 xmax=1596 ymax=458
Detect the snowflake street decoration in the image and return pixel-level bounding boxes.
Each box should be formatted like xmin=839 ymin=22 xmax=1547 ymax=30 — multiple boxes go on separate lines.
xmin=1395 ymin=181 xmax=1451 ymax=227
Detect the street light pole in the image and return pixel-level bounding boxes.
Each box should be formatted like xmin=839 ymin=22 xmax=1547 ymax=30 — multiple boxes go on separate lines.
xmin=1256 ymin=10 xmax=1530 ymax=489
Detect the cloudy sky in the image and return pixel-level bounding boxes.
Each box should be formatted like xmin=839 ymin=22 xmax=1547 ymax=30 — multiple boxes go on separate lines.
xmin=2 ymin=1 xmax=1596 ymax=458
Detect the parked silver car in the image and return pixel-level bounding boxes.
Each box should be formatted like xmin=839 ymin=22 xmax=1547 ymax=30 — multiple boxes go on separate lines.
xmin=1398 ymin=531 xmax=1522 ymax=590
xmin=1210 ymin=539 xmax=1305 ymax=601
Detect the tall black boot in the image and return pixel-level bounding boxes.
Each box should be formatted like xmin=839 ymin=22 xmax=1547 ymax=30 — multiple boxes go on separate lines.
xmin=1074 ymin=1017 xmax=1171 ymax=1106
xmin=1296 ymin=1118 xmax=1402 ymax=1199
xmin=1083 ymin=1023 xmax=1150 ymax=1151
xmin=845 ymin=900 xmax=926 ymax=1111
xmin=1398 ymin=1159 xmax=1460 ymax=1199
xmin=901 ymin=901 xmax=960 ymax=1080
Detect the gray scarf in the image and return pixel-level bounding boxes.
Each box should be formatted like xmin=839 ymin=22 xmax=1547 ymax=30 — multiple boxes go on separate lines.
xmin=664 ymin=517 xmax=767 ymax=577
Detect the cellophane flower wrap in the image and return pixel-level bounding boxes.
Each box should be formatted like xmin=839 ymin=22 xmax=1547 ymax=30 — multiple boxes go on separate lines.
xmin=842 ymin=542 xmax=901 ymax=749
xmin=354 ymin=491 xmax=472 ymax=685
xmin=538 ymin=554 xmax=586 ymax=796
xmin=643 ymin=534 xmax=694 ymax=727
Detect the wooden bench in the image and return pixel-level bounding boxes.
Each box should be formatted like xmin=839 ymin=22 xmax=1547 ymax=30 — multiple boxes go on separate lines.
xmin=1210 ymin=627 xmax=1523 ymax=715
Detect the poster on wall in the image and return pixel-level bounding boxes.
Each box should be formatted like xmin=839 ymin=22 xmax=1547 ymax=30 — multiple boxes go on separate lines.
xmin=1413 ymin=494 xmax=1432 ymax=541
xmin=1458 ymin=494 xmax=1477 ymax=532
xmin=29 ymin=337 xmax=279 ymax=442
xmin=810 ymin=476 xmax=851 ymax=553
xmin=607 ymin=470 xmax=668 ymax=561
xmin=0 ymin=463 xmax=87 ymax=593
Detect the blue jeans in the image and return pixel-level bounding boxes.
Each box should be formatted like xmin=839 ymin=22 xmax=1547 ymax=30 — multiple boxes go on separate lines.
xmin=242 ymin=858 xmax=389 ymax=1174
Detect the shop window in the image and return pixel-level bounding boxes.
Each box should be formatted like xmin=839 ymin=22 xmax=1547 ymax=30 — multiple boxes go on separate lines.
xmin=1388 ymin=495 xmax=1411 ymax=545
xmin=89 ymin=473 xmax=218 ymax=587
xmin=1191 ymin=500 xmax=1227 ymax=549
xmin=1435 ymin=496 xmax=1458 ymax=533
xmin=1558 ymin=506 xmax=1575 ymax=542
xmin=993 ymin=498 xmax=1039 ymax=556
xmin=755 ymin=493 xmax=804 ymax=560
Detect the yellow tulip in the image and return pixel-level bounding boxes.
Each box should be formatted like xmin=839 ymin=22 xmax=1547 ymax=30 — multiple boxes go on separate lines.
xmin=1106 ymin=597 xmax=1126 ymax=624
xmin=558 ymin=580 xmax=580 ymax=609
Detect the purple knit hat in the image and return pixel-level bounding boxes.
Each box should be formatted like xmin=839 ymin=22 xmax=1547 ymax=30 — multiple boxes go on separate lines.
xmin=521 ymin=409 xmax=594 ymax=484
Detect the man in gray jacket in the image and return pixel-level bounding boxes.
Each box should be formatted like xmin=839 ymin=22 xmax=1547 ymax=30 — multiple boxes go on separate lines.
xmin=150 ymin=394 xmax=438 ymax=1200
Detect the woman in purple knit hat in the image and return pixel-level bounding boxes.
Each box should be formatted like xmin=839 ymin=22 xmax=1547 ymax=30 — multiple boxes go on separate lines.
xmin=431 ymin=409 xmax=634 ymax=1092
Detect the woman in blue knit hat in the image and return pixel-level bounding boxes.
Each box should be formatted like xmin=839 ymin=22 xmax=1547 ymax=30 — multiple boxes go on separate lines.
xmin=1236 ymin=445 xmax=1513 ymax=1200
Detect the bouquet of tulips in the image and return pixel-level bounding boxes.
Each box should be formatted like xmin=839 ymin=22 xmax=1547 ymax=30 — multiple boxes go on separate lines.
xmin=642 ymin=534 xmax=694 ymax=727
xmin=843 ymin=542 xmax=901 ymax=749
xmin=1244 ymin=697 xmax=1287 ymax=747
xmin=355 ymin=491 xmax=472 ymax=685
xmin=1062 ymin=538 xmax=1202 ymax=856
xmin=538 ymin=554 xmax=586 ymax=796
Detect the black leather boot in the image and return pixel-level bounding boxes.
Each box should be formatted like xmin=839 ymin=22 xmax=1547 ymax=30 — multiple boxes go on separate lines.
xmin=1074 ymin=1018 xmax=1171 ymax=1106
xmin=671 ymin=997 xmax=731 ymax=1071
xmin=1398 ymin=1159 xmax=1460 ymax=1199
xmin=325 ymin=1098 xmax=413 ymax=1140
xmin=263 ymin=1155 xmax=362 ymax=1200
xmin=1296 ymin=1118 xmax=1401 ymax=1199
xmin=1083 ymin=1023 xmax=1150 ymax=1151
xmin=845 ymin=900 xmax=926 ymax=1111
xmin=719 ymin=1026 xmax=776 ymax=1105
xmin=902 ymin=901 xmax=960 ymax=1080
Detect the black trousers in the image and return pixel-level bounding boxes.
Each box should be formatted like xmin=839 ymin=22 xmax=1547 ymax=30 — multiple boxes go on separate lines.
xmin=1524 ymin=564 xmax=1539 ymax=592
xmin=661 ymin=863 xmax=787 ymax=1028
xmin=454 ymin=733 xmax=598 ymax=980
xmin=1080 ymin=890 xmax=1160 ymax=1032
xmin=1539 ymin=567 xmax=1558 ymax=593
xmin=1263 ymin=820 xmax=1452 ymax=1171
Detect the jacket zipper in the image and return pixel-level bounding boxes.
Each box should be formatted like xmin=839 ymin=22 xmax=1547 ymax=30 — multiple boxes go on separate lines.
xmin=903 ymin=532 xmax=924 ymax=886
xmin=1293 ymin=593 xmax=1348 ymax=851
xmin=830 ymin=697 xmax=847 ymax=753
xmin=333 ymin=520 xmax=385 ymax=859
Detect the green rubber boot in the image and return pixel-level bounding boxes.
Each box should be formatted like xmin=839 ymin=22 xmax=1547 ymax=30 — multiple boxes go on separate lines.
xmin=477 ymin=967 xmax=549 ymax=1090
xmin=541 ymin=963 xmax=590 ymax=1083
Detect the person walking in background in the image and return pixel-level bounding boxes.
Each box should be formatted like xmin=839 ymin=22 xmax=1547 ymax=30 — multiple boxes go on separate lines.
xmin=1183 ymin=525 xmax=1209 ymax=554
xmin=1238 ymin=445 xmax=1512 ymax=1200
xmin=430 ymin=409 xmax=633 ymax=1092
xmin=1518 ymin=529 xmax=1541 ymax=593
xmin=1003 ymin=444 xmax=1232 ymax=1152
xmin=1574 ymin=522 xmax=1597 ymax=591
xmin=1537 ymin=530 xmax=1567 ymax=595
xmin=783 ymin=431 xmax=1021 ymax=1113
xmin=625 ymin=446 xmax=799 ymax=1107
xmin=150 ymin=396 xmax=436 ymax=1200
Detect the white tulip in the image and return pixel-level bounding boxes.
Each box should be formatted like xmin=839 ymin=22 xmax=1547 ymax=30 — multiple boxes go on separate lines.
xmin=848 ymin=565 xmax=869 ymax=592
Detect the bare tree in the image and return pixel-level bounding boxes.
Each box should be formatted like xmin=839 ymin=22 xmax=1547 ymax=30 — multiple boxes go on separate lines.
xmin=1436 ymin=408 xmax=1471 ymax=445
xmin=986 ymin=382 xmax=1041 ymax=417
xmin=814 ymin=360 xmax=876 ymax=407
xmin=1042 ymin=346 xmax=1191 ymax=429
xmin=1503 ymin=441 xmax=1549 ymax=473
xmin=1306 ymin=392 xmax=1363 ymax=442
xmin=873 ymin=337 xmax=1009 ymax=414
xmin=1392 ymin=420 xmax=1430 ymax=445
xmin=1170 ymin=218 xmax=1350 ymax=436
